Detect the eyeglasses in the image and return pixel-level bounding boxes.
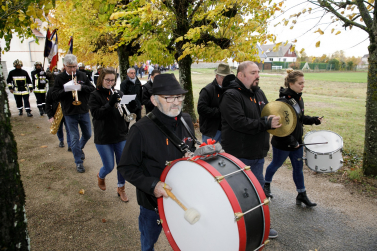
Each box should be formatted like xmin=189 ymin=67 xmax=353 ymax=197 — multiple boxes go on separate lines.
xmin=104 ymin=79 xmax=116 ymax=83
xmin=161 ymin=95 xmax=185 ymax=103
xmin=65 ymin=65 xmax=77 ymax=69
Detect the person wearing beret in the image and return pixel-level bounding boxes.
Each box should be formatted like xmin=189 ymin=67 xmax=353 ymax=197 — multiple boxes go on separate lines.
xmin=117 ymin=74 xmax=196 ymax=251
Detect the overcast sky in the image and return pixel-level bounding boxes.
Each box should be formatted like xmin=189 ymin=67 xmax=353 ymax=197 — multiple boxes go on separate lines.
xmin=268 ymin=0 xmax=369 ymax=57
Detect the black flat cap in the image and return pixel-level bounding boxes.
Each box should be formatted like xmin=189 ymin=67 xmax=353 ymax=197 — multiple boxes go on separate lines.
xmin=152 ymin=74 xmax=188 ymax=95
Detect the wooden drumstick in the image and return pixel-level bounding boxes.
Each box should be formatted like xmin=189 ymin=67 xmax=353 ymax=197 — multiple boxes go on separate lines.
xmin=164 ymin=188 xmax=200 ymax=225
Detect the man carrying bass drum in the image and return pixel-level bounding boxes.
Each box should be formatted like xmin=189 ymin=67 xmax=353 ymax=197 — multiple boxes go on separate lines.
xmin=264 ymin=69 xmax=323 ymax=207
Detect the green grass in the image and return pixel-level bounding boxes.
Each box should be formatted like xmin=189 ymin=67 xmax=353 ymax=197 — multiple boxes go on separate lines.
xmin=165 ymin=68 xmax=367 ymax=156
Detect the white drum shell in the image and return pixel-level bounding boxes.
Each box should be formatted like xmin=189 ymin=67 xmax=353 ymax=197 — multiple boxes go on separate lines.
xmin=304 ymin=131 xmax=343 ymax=173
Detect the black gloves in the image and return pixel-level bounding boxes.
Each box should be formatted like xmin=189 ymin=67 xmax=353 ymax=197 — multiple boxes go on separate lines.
xmin=109 ymin=92 xmax=120 ymax=107
xmin=128 ymin=100 xmax=137 ymax=110
xmin=314 ymin=117 xmax=321 ymax=125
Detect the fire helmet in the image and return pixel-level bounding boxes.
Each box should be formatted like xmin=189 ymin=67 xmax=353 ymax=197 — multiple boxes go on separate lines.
xmin=13 ymin=59 xmax=23 ymax=67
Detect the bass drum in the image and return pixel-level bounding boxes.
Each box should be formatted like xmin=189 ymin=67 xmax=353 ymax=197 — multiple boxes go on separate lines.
xmin=157 ymin=153 xmax=270 ymax=251
xmin=303 ymin=130 xmax=343 ymax=173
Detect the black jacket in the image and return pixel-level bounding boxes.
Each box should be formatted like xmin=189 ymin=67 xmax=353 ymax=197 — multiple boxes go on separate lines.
xmin=31 ymin=69 xmax=49 ymax=92
xmin=7 ymin=68 xmax=33 ymax=93
xmin=93 ymin=72 xmax=100 ymax=85
xmin=88 ymin=87 xmax=128 ymax=145
xmin=271 ymin=87 xmax=321 ymax=151
xmin=117 ymin=108 xmax=196 ymax=210
xmin=52 ymin=71 xmax=95 ymax=116
xmin=79 ymin=69 xmax=93 ymax=81
xmin=45 ymin=89 xmax=59 ymax=119
xmin=142 ymin=80 xmax=154 ymax=114
xmin=220 ymin=78 xmax=271 ymax=160
xmin=120 ymin=77 xmax=142 ymax=111
xmin=198 ymin=79 xmax=223 ymax=138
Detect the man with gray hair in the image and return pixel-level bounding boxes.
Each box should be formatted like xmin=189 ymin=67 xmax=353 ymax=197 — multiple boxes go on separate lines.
xmin=52 ymin=54 xmax=95 ymax=173
xmin=219 ymin=61 xmax=281 ymax=239
xmin=120 ymin=67 xmax=142 ymax=121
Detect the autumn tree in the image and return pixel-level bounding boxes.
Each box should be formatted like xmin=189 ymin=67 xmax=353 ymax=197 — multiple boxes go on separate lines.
xmin=110 ymin=0 xmax=282 ymax=119
xmin=279 ymin=0 xmax=377 ymax=176
xmin=0 ymin=1 xmax=54 ymax=249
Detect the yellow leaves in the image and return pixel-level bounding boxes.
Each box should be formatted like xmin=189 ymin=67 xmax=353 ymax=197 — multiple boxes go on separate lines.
xmin=335 ymin=31 xmax=341 ymax=35
xmin=292 ymin=20 xmax=297 ymax=24
xmin=315 ymin=41 xmax=320 ymax=48
xmin=314 ymin=28 xmax=324 ymax=35
xmin=311 ymin=57 xmax=316 ymax=62
xmin=273 ymin=42 xmax=282 ymax=52
xmin=292 ymin=39 xmax=297 ymax=43
xmin=175 ymin=36 xmax=184 ymax=43
xmin=26 ymin=6 xmax=36 ymax=17
xmin=110 ymin=12 xmax=126 ymax=20
xmin=360 ymin=18 xmax=364 ymax=22
xmin=290 ymin=45 xmax=296 ymax=52
xmin=290 ymin=26 xmax=294 ymax=29
xmin=18 ymin=13 xmax=26 ymax=22
xmin=331 ymin=28 xmax=335 ymax=34
xmin=284 ymin=20 xmax=289 ymax=26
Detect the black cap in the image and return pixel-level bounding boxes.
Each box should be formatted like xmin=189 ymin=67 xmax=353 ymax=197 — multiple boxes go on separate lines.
xmin=152 ymin=74 xmax=188 ymax=95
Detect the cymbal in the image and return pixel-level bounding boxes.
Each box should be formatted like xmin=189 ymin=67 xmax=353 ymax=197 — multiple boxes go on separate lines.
xmin=261 ymin=101 xmax=297 ymax=137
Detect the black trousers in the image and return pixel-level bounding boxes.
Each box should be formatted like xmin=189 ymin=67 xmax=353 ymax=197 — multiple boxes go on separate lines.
xmin=14 ymin=94 xmax=31 ymax=110
xmin=35 ymin=92 xmax=46 ymax=107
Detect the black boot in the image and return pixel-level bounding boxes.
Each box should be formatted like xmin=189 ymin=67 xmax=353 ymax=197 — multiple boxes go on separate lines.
xmin=18 ymin=109 xmax=23 ymax=116
xmin=296 ymin=191 xmax=317 ymax=207
xmin=42 ymin=106 xmax=46 ymax=114
xmin=38 ymin=107 xmax=44 ymax=116
xmin=26 ymin=110 xmax=33 ymax=117
xmin=264 ymin=183 xmax=274 ymax=199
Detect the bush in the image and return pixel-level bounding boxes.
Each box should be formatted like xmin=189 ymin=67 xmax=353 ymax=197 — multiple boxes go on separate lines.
xmin=289 ymin=62 xmax=300 ymax=69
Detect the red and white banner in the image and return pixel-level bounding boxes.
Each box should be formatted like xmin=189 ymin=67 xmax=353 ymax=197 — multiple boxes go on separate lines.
xmin=48 ymin=30 xmax=58 ymax=71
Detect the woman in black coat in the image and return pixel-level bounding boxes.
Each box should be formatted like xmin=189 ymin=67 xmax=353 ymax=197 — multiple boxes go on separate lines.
xmin=264 ymin=69 xmax=322 ymax=207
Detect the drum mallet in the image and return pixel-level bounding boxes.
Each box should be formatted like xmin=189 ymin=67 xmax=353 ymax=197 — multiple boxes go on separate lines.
xmin=164 ymin=188 xmax=201 ymax=225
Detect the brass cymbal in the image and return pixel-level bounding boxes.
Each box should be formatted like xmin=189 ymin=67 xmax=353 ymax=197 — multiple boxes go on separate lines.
xmin=261 ymin=101 xmax=297 ymax=137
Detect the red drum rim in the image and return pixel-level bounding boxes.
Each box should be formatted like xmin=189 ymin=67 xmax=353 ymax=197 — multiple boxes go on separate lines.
xmin=157 ymin=153 xmax=270 ymax=251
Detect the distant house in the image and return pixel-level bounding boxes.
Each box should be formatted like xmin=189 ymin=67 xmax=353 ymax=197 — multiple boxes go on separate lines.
xmin=227 ymin=44 xmax=268 ymax=70
xmin=260 ymin=43 xmax=297 ymax=62
xmin=358 ymin=54 xmax=369 ymax=69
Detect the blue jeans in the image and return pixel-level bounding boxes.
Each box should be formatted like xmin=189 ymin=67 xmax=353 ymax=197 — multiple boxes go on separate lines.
xmin=238 ymin=158 xmax=265 ymax=187
xmin=265 ymin=146 xmax=305 ymax=192
xmin=139 ymin=206 xmax=162 ymax=251
xmin=64 ymin=113 xmax=92 ymax=164
xmin=57 ymin=117 xmax=71 ymax=147
xmin=96 ymin=140 xmax=126 ymax=187
xmin=202 ymin=130 xmax=222 ymax=144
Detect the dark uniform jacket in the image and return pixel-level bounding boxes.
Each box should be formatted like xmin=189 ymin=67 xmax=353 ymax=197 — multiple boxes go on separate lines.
xmin=142 ymin=80 xmax=154 ymax=114
xmin=88 ymin=87 xmax=129 ymax=145
xmin=220 ymin=78 xmax=272 ymax=160
xmin=52 ymin=71 xmax=95 ymax=116
xmin=93 ymin=72 xmax=100 ymax=85
xmin=45 ymin=89 xmax=59 ymax=119
xmin=79 ymin=69 xmax=93 ymax=81
xmin=31 ymin=69 xmax=49 ymax=93
xmin=197 ymin=79 xmax=223 ymax=138
xmin=7 ymin=69 xmax=33 ymax=95
xmin=117 ymin=107 xmax=196 ymax=210
xmin=120 ymin=77 xmax=143 ymax=111
xmin=271 ymin=87 xmax=321 ymax=151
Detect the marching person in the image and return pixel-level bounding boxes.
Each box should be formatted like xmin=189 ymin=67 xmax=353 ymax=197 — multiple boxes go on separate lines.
xmin=31 ymin=62 xmax=49 ymax=116
xmin=88 ymin=67 xmax=131 ymax=202
xmin=52 ymin=54 xmax=95 ymax=173
xmin=142 ymin=69 xmax=160 ymax=114
xmin=219 ymin=61 xmax=280 ymax=239
xmin=117 ymin=74 xmax=196 ymax=251
xmin=120 ymin=67 xmax=142 ymax=121
xmin=78 ymin=62 xmax=93 ymax=82
xmin=264 ymin=69 xmax=322 ymax=207
xmin=7 ymin=59 xmax=34 ymax=117
xmin=197 ymin=63 xmax=233 ymax=143
xmin=45 ymin=88 xmax=72 ymax=151
xmin=93 ymin=66 xmax=102 ymax=85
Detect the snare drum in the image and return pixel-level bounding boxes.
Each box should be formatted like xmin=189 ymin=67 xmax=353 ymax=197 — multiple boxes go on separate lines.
xmin=303 ymin=130 xmax=343 ymax=173
xmin=158 ymin=153 xmax=270 ymax=251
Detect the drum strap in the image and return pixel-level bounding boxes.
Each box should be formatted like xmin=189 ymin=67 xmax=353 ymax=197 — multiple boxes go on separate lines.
xmin=146 ymin=112 xmax=191 ymax=153
xmin=180 ymin=117 xmax=201 ymax=145
xmin=287 ymin=98 xmax=303 ymax=119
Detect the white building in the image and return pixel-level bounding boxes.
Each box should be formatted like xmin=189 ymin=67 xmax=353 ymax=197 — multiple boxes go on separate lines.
xmin=260 ymin=43 xmax=297 ymax=62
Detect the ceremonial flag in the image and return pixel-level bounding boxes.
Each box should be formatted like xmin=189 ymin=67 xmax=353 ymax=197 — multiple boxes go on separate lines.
xmin=67 ymin=36 xmax=73 ymax=54
xmin=44 ymin=28 xmax=52 ymax=57
xmin=48 ymin=30 xmax=58 ymax=71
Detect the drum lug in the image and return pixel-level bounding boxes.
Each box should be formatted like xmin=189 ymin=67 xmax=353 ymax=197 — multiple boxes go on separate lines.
xmin=218 ymin=159 xmax=226 ymax=167
xmin=215 ymin=176 xmax=224 ymax=183
xmin=314 ymin=153 xmax=317 ymax=159
xmin=234 ymin=212 xmax=244 ymax=222
xmin=165 ymin=161 xmax=172 ymax=166
xmin=329 ymin=153 xmax=333 ymax=159
xmin=243 ymin=188 xmax=249 ymax=198
xmin=157 ymin=219 xmax=163 ymax=225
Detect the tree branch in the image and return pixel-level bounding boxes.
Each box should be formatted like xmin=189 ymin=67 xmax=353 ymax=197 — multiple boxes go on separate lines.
xmin=188 ymin=0 xmax=204 ymax=21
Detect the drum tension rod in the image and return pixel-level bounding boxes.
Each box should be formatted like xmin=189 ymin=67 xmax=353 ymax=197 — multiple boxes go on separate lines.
xmin=215 ymin=166 xmax=251 ymax=183
xmin=234 ymin=198 xmax=270 ymax=222
xmin=253 ymin=240 xmax=270 ymax=251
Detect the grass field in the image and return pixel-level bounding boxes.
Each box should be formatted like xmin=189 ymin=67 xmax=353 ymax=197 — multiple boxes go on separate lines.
xmin=168 ymin=69 xmax=367 ymax=156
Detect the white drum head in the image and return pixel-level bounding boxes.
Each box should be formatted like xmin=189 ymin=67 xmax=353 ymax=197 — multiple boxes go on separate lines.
xmin=163 ymin=161 xmax=239 ymax=251
xmin=304 ymin=131 xmax=343 ymax=153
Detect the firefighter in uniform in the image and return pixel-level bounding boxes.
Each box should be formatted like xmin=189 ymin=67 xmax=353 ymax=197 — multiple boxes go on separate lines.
xmin=7 ymin=59 xmax=34 ymax=117
xmin=31 ymin=62 xmax=49 ymax=116
xmin=78 ymin=62 xmax=93 ymax=82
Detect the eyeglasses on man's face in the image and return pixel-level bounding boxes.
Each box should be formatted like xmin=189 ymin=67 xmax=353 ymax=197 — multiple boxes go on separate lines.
xmin=104 ymin=79 xmax=116 ymax=83
xmin=161 ymin=95 xmax=185 ymax=103
xmin=65 ymin=65 xmax=77 ymax=69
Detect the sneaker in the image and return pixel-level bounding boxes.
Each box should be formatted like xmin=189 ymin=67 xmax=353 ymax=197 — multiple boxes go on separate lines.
xmin=76 ymin=163 xmax=85 ymax=173
xmin=59 ymin=141 xmax=65 ymax=148
xmin=81 ymin=150 xmax=85 ymax=160
xmin=268 ymin=228 xmax=278 ymax=239
xmin=67 ymin=147 xmax=72 ymax=152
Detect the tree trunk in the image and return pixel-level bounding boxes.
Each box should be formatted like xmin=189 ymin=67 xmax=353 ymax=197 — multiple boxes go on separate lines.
xmin=117 ymin=44 xmax=130 ymax=82
xmin=363 ymin=41 xmax=377 ymax=176
xmin=178 ymin=56 xmax=196 ymax=121
xmin=0 ymin=49 xmax=30 ymax=250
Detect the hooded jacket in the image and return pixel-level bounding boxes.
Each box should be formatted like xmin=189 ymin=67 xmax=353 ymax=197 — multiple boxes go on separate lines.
xmin=271 ymin=87 xmax=321 ymax=151
xmin=117 ymin=107 xmax=196 ymax=210
xmin=88 ymin=87 xmax=129 ymax=145
xmin=51 ymin=70 xmax=95 ymax=116
xmin=197 ymin=79 xmax=224 ymax=138
xmin=219 ymin=78 xmax=272 ymax=160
